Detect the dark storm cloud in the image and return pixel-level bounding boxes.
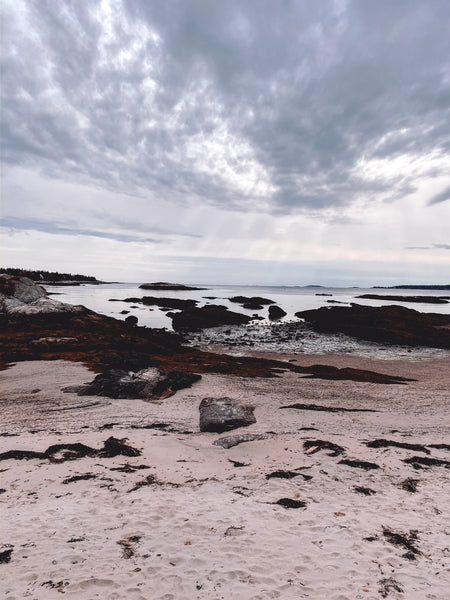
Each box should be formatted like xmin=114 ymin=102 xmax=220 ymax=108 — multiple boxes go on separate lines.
xmin=1 ymin=0 xmax=449 ymax=214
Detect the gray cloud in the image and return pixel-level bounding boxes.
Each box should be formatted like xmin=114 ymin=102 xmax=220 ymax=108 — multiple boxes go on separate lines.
xmin=1 ymin=0 xmax=450 ymax=218
xmin=407 ymin=244 xmax=450 ymax=250
xmin=1 ymin=216 xmax=162 ymax=243
xmin=428 ymin=186 xmax=450 ymax=206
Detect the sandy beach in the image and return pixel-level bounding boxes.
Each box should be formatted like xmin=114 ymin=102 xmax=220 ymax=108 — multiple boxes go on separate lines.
xmin=1 ymin=354 xmax=449 ymax=600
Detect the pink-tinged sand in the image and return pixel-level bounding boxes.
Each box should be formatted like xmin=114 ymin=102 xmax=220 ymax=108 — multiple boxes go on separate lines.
xmin=0 ymin=356 xmax=449 ymax=600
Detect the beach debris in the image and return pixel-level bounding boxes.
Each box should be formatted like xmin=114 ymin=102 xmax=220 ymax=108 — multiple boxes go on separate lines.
xmin=354 ymin=486 xmax=376 ymax=496
xmin=62 ymin=473 xmax=97 ymax=484
xmin=228 ymin=459 xmax=250 ymax=467
xmin=0 ymin=437 xmax=141 ymax=463
xmin=275 ymin=498 xmax=307 ymax=509
xmin=403 ymin=456 xmax=450 ymax=469
xmin=41 ymin=580 xmax=69 ymax=592
xmin=110 ymin=463 xmax=150 ymax=473
xmin=232 ymin=486 xmax=253 ymax=496
xmin=99 ymin=437 xmax=141 ymax=458
xmin=213 ymin=433 xmax=268 ymax=449
xmin=224 ymin=526 xmax=245 ymax=537
xmin=366 ymin=439 xmax=430 ymax=454
xmin=117 ymin=535 xmax=142 ymax=559
xmin=0 ymin=548 xmax=13 ymax=563
xmin=67 ymin=537 xmax=86 ymax=543
xmin=382 ymin=527 xmax=421 ymax=559
xmin=378 ymin=577 xmax=404 ymax=598
xmin=303 ymin=440 xmax=345 ymax=456
xmin=128 ymin=474 xmax=159 ymax=492
xmin=268 ymin=305 xmax=287 ymax=320
xmin=338 ymin=459 xmax=380 ymax=470
xmin=428 ymin=443 xmax=450 ymax=451
xmin=400 ymin=478 xmax=420 ymax=493
xmin=0 ymin=489 xmax=6 ymax=494
xmin=280 ymin=403 xmax=377 ymax=413
xmin=334 ymin=512 xmax=346 ymax=517
xmin=199 ymin=397 xmax=256 ymax=433
xmin=266 ymin=470 xmax=302 ymax=480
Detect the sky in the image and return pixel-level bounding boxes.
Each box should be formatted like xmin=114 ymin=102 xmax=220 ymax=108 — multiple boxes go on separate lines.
xmin=1 ymin=0 xmax=450 ymax=286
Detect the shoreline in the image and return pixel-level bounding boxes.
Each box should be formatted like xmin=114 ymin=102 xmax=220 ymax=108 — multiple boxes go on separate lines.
xmin=1 ymin=356 xmax=449 ymax=599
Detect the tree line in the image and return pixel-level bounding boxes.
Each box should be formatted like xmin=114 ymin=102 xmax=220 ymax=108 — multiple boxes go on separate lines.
xmin=1 ymin=267 xmax=97 ymax=282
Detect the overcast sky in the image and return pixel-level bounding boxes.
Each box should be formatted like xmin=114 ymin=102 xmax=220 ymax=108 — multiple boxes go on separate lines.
xmin=1 ymin=0 xmax=449 ymax=285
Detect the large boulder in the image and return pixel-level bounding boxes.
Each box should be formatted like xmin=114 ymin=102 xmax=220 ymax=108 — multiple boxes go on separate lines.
xmin=199 ymin=397 xmax=256 ymax=433
xmin=268 ymin=305 xmax=287 ymax=320
xmin=0 ymin=274 xmax=84 ymax=315
xmin=65 ymin=368 xmax=201 ymax=400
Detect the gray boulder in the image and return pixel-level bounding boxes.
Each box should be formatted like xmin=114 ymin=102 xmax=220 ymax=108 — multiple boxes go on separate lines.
xmin=0 ymin=274 xmax=85 ymax=315
xmin=199 ymin=397 xmax=256 ymax=433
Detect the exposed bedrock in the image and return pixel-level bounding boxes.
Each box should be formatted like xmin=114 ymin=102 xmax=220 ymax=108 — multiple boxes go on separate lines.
xmin=296 ymin=304 xmax=450 ymax=348
xmin=268 ymin=305 xmax=287 ymax=320
xmin=199 ymin=397 xmax=256 ymax=433
xmin=169 ymin=305 xmax=252 ymax=331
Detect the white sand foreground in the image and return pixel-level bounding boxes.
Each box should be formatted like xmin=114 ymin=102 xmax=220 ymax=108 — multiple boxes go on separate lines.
xmin=1 ymin=355 xmax=449 ymax=600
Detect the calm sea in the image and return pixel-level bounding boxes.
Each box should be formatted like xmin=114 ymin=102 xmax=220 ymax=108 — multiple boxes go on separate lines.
xmin=45 ymin=283 xmax=450 ymax=330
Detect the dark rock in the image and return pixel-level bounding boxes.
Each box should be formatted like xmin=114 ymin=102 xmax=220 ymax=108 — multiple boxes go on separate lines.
xmin=297 ymin=304 xmax=450 ymax=349
xmin=0 ymin=549 xmax=13 ymax=563
xmin=120 ymin=310 xmax=130 ymax=314
xmin=356 ymin=294 xmax=448 ymax=304
xmin=170 ymin=305 xmax=251 ymax=331
xmin=139 ymin=282 xmax=204 ymax=290
xmin=199 ymin=397 xmax=256 ymax=433
xmin=122 ymin=296 xmax=198 ymax=310
xmin=268 ymin=305 xmax=287 ymax=320
xmin=125 ymin=315 xmax=138 ymax=326
xmin=229 ymin=296 xmax=275 ymax=306
xmin=213 ymin=433 xmax=267 ymax=449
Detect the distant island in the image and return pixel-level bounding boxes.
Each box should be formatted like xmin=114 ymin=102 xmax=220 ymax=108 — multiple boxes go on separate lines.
xmin=1 ymin=267 xmax=101 ymax=285
xmin=373 ymin=284 xmax=450 ymax=290
xmin=139 ymin=282 xmax=206 ymax=290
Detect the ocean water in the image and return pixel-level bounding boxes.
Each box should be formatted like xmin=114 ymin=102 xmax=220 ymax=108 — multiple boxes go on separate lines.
xmin=46 ymin=282 xmax=450 ymax=329
xmin=44 ymin=283 xmax=450 ymax=360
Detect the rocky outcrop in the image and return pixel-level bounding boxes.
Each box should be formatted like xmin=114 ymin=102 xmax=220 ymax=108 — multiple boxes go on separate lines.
xmin=0 ymin=274 xmax=85 ymax=315
xmin=116 ymin=296 xmax=198 ymax=310
xmin=229 ymin=296 xmax=275 ymax=310
xmin=139 ymin=282 xmax=205 ymax=290
xmin=169 ymin=305 xmax=252 ymax=331
xmin=296 ymin=304 xmax=450 ymax=349
xmin=65 ymin=368 xmax=201 ymax=400
xmin=356 ymin=294 xmax=448 ymax=304
xmin=268 ymin=305 xmax=287 ymax=320
xmin=199 ymin=397 xmax=256 ymax=433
